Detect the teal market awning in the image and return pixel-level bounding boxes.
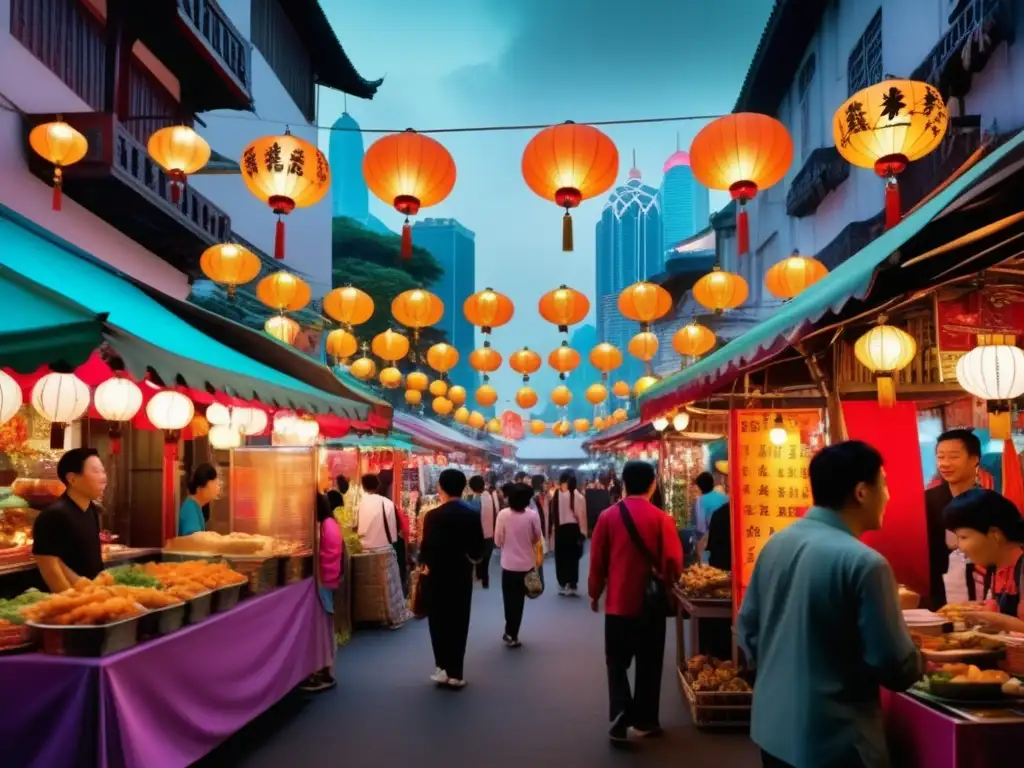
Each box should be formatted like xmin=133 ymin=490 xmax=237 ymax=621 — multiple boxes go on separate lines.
xmin=325 ymin=433 xmax=428 ymax=453
xmin=640 ymin=128 xmax=1024 ymax=420
xmin=0 ymin=207 xmax=369 ymax=419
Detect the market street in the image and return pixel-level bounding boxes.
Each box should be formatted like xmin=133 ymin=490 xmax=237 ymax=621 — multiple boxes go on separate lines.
xmin=199 ymin=553 xmax=761 ymax=768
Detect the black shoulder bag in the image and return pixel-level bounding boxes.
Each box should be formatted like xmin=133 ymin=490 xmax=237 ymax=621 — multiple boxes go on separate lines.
xmin=617 ymin=501 xmax=674 ymax=619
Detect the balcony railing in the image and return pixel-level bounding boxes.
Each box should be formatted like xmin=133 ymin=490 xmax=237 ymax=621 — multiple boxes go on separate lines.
xmin=175 ymin=0 xmax=252 ymax=101
xmin=785 ymin=146 xmax=851 ymax=218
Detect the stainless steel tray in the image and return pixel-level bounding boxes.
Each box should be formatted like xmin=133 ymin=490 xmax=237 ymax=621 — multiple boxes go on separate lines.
xmin=137 ymin=603 xmax=186 ymax=640
xmin=210 ymin=583 xmax=243 ymax=613
xmin=28 ymin=616 xmax=141 ymax=657
xmin=183 ymin=591 xmax=213 ymax=625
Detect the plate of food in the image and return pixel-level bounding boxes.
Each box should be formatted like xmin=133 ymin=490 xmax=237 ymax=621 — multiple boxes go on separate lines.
xmin=923 ymin=664 xmax=1019 ymax=703
xmin=918 ymin=631 xmax=1006 ymax=660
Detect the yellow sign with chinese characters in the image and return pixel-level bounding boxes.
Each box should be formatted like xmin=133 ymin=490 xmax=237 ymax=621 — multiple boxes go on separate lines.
xmin=729 ymin=409 xmax=825 ymax=608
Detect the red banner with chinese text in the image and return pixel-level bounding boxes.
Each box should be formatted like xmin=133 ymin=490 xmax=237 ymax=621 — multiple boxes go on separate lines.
xmin=729 ymin=409 xmax=825 ymax=615
xmin=936 ymin=287 xmax=1024 ymax=380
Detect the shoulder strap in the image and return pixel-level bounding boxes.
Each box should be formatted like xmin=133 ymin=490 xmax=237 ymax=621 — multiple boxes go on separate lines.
xmin=381 ymin=500 xmax=393 ymax=544
xmin=618 ymin=501 xmax=660 ymax=572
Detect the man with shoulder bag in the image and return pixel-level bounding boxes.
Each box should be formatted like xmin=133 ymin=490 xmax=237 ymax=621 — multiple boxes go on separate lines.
xmin=589 ymin=460 xmax=684 ymax=745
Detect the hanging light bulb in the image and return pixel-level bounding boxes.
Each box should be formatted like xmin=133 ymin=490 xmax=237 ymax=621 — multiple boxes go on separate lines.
xmin=769 ymin=414 xmax=788 ymax=446
xmin=652 ymin=416 xmax=669 ymax=432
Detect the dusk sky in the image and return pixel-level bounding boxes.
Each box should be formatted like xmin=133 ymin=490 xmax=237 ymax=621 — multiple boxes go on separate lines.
xmin=317 ymin=0 xmax=774 ymax=397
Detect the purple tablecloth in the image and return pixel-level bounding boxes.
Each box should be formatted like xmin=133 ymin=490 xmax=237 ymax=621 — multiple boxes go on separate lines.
xmin=0 ymin=578 xmax=332 ymax=768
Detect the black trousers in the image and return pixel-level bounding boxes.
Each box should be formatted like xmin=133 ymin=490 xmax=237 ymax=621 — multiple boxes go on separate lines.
xmin=393 ymin=537 xmax=408 ymax=595
xmin=605 ymin=612 xmax=666 ymax=729
xmin=554 ymin=524 xmax=582 ymax=588
xmin=427 ymin=576 xmax=473 ymax=680
xmin=761 ymin=752 xmax=793 ymax=768
xmin=501 ymin=569 xmax=528 ymax=640
xmin=475 ymin=538 xmax=495 ymax=587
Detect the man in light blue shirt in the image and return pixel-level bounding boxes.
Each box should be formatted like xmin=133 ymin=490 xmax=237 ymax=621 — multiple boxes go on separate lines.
xmin=737 ymin=441 xmax=920 ymax=768
xmin=694 ymin=471 xmax=727 ymax=538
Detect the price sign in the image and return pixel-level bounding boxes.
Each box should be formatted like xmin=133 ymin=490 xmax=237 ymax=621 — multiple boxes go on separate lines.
xmin=729 ymin=409 xmax=824 ymax=612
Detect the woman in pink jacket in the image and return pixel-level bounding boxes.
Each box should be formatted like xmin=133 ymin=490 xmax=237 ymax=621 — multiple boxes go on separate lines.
xmin=302 ymin=491 xmax=343 ymax=692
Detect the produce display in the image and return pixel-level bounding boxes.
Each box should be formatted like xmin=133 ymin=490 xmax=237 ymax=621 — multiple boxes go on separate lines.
xmin=679 ymin=564 xmax=731 ymax=600
xmin=686 ymin=655 xmax=752 ymax=693
xmin=141 ymin=560 xmax=247 ymax=600
xmin=164 ymin=531 xmax=303 ymax=557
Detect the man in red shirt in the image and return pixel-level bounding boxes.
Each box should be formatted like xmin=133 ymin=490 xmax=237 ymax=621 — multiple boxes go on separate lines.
xmin=589 ymin=460 xmax=684 ymax=744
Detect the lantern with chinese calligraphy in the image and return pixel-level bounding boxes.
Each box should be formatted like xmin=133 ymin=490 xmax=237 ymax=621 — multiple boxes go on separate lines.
xmin=29 ymin=118 xmax=88 ymax=211
xmin=673 ymin=322 xmax=716 ymax=360
xmin=406 ymin=389 xmax=423 ymax=406
xmin=432 ymin=396 xmax=453 ymax=417
xmin=379 ymin=367 xmax=403 ymax=389
xmin=371 ymin=329 xmax=410 ymax=365
xmin=548 ymin=343 xmax=581 ymax=382
xmin=406 ymin=371 xmax=429 ymax=392
xmin=448 ymin=385 xmax=467 ymax=406
xmin=551 ymin=385 xmax=572 ymax=407
xmin=853 ymin=321 xmax=917 ymax=407
xmin=618 ymin=282 xmax=672 ymax=331
xmin=147 ymin=125 xmax=211 ymax=204
xmin=468 ymin=411 xmax=486 ymax=430
xmin=539 ymin=285 xmax=590 ymax=335
xmin=693 ymin=267 xmax=749 ymax=314
xmin=364 ymin=130 xmax=457 ymax=258
xmin=257 ymin=271 xmax=311 ymax=312
xmin=476 ymin=384 xmax=498 ymax=408
xmin=200 ymin=243 xmax=261 ymax=299
xmin=628 ymin=332 xmax=659 ymax=363
xmin=590 ymin=343 xmax=623 ymax=380
xmin=530 ymin=419 xmax=546 ymax=435
xmin=634 ymin=376 xmax=658 ymax=397
xmin=510 ymin=347 xmax=542 ymax=384
xmin=585 ymin=383 xmax=608 ymax=405
xmin=427 ymin=343 xmax=460 ymax=378
xmin=429 ymin=379 xmax=448 ymax=397
xmin=833 ymin=80 xmax=948 ymax=230
xmin=464 ymin=288 xmax=514 ymax=335
xmin=322 ymin=286 xmax=374 ymax=327
xmin=326 ymin=329 xmax=359 ymax=364
xmin=573 ymin=418 xmax=590 ymax=434
xmin=454 ymin=406 xmax=469 ymax=423
xmin=612 ymin=380 xmax=631 ymax=399
xmin=955 ymin=334 xmax=1024 ymax=439
xmin=690 ymin=113 xmax=793 ymax=256
xmin=522 ymin=121 xmax=619 ymax=251
xmin=241 ymin=131 xmax=330 ymax=260
xmin=515 ymin=387 xmax=538 ymax=409
xmin=765 ymin=253 xmax=828 ymax=300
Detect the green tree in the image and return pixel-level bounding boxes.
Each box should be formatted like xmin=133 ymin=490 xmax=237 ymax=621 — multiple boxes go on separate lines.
xmin=332 ymin=216 xmax=443 ymax=285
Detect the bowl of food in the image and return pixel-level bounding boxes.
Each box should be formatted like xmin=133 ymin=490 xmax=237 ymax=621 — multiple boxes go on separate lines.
xmin=926 ymin=664 xmax=1011 ymax=701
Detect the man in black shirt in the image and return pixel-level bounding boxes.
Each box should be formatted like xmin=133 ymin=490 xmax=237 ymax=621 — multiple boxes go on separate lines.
xmin=32 ymin=448 xmax=106 ymax=592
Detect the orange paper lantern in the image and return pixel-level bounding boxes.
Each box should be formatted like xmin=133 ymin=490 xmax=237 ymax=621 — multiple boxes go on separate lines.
xmin=326 ymin=329 xmax=359 ymax=362
xmin=379 ymin=367 xmax=403 ymax=389
xmin=539 ymin=285 xmax=590 ymax=333
xmin=257 ymin=271 xmax=311 ymax=312
xmin=148 ymin=125 xmax=211 ymax=204
xmin=200 ymin=242 xmax=261 ymax=298
xmin=426 ymin=343 xmax=460 ymax=374
xmin=405 ymin=389 xmax=422 ymax=406
xmin=628 ymin=332 xmax=659 ymax=362
xmin=29 ymin=119 xmax=88 ymax=211
xmin=392 ymin=289 xmax=444 ymax=329
xmin=515 ymin=387 xmax=538 ymax=409
xmin=522 ymin=121 xmax=619 ymax=251
xmin=612 ymin=380 xmax=631 ymax=398
xmin=469 ymin=346 xmax=503 ymax=373
xmin=553 ymin=419 xmax=571 ymax=437
xmin=530 ymin=419 xmax=546 ymax=435
xmin=322 ymin=286 xmax=374 ymax=327
xmin=349 ymin=356 xmax=376 ymax=381
xmin=448 ymin=385 xmax=467 ymax=406
xmin=264 ymin=315 xmax=300 ymax=344
xmin=590 ymin=343 xmax=623 ymax=375
xmin=509 ymin=348 xmax=542 ymax=382
xmin=634 ymin=376 xmax=659 ymax=397
xmin=487 ymin=418 xmax=502 ymax=434
xmin=464 ymin=288 xmax=514 ymax=334
xmin=586 ymin=383 xmax=608 ymax=405
xmin=618 ymin=282 xmax=673 ymax=330
xmin=432 ymin=396 xmax=454 ymax=416
xmin=241 ymin=131 xmax=330 ymax=260
xmin=548 ymin=344 xmax=582 ymax=379
xmin=690 ymin=113 xmax=793 ymax=256
xmin=673 ymin=323 xmax=716 ymax=358
xmin=406 ymin=371 xmax=429 ymax=391
xmin=612 ymin=407 xmax=628 ymax=422
xmin=765 ymin=254 xmax=828 ymax=300
xmin=429 ymin=379 xmax=448 ymax=397
xmin=476 ymin=385 xmax=498 ymax=407
xmin=468 ymin=411 xmax=486 ymax=430
xmin=371 ymin=329 xmax=410 ymax=363
xmin=551 ymin=385 xmax=572 ymax=407
xmin=454 ymin=405 xmax=469 ymax=423
xmin=363 ymin=130 xmax=456 ymax=258
xmin=693 ymin=267 xmax=749 ymax=314
xmin=573 ymin=418 xmax=590 ymax=434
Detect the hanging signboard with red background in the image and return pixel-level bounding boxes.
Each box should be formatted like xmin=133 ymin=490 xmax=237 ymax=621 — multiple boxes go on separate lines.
xmin=935 ymin=286 xmax=1024 ymax=381
xmin=501 ymin=410 xmax=524 ymax=441
xmin=729 ymin=408 xmax=825 ymax=614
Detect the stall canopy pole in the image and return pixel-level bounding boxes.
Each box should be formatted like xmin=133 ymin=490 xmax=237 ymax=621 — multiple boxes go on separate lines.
xmin=798 ymin=344 xmax=848 ymax=444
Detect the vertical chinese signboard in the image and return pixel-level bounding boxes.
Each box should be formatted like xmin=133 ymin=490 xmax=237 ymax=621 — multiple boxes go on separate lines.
xmin=730 ymin=409 xmax=825 ymax=613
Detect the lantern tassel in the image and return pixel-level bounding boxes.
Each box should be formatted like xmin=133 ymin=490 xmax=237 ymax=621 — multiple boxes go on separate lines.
xmin=275 ymin=217 xmax=285 ymax=260
xmin=990 ymin=410 xmax=1012 ymax=440
xmin=401 ymin=218 xmax=412 ymax=259
xmin=52 ymin=168 xmax=62 ymax=212
xmin=49 ymin=423 xmax=66 ymax=451
xmin=562 ymin=212 xmax=574 ymax=252
xmin=737 ymin=207 xmax=750 ymax=256
xmin=876 ymin=375 xmax=896 ymax=408
xmin=171 ymin=181 xmax=181 ymax=204
xmin=884 ymin=178 xmax=901 ymax=230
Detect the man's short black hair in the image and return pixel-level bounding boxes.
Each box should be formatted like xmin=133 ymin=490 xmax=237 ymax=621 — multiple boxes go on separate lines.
xmin=622 ymin=460 xmax=656 ymax=496
xmin=501 ymin=482 xmax=515 ymax=498
xmin=694 ymin=471 xmax=715 ymax=494
xmin=514 ymin=471 xmax=528 ymax=482
xmin=944 ymin=487 xmax=1024 ymax=542
xmin=438 ymin=468 xmax=467 ymax=497
xmin=508 ymin=483 xmax=534 ymax=511
xmin=336 ymin=476 xmax=349 ymax=495
xmin=361 ymin=473 xmax=380 ymax=492
xmin=468 ymin=475 xmax=486 ymax=493
xmin=57 ymin=448 xmax=100 ymax=485
xmin=937 ymin=428 xmax=981 ymax=458
xmin=809 ymin=441 xmax=883 ymax=510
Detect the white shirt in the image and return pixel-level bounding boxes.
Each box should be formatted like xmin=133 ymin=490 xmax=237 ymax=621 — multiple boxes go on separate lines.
xmin=356 ymin=492 xmax=398 ymax=550
xmin=480 ymin=490 xmax=500 ymax=539
xmin=554 ymin=490 xmax=587 ymax=534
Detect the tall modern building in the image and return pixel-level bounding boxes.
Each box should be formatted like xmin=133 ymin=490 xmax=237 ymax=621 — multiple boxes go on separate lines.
xmin=595 ymin=160 xmax=664 ymax=383
xmin=328 ymin=112 xmax=391 ymax=235
xmin=660 ymin=148 xmax=710 ymax=249
xmin=410 ymin=218 xmax=478 ymax=390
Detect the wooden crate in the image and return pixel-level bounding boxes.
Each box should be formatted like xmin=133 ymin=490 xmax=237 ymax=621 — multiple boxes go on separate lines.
xmin=678 ymin=670 xmax=752 ymax=730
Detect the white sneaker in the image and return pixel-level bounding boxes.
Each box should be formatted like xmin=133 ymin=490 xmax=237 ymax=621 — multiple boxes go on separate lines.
xmin=559 ymin=586 xmax=568 ymax=596
xmin=430 ymin=668 xmax=449 ymax=684
xmin=447 ymin=678 xmax=467 ymax=689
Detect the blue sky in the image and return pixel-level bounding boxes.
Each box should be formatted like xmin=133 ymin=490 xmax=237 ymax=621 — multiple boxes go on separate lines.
xmin=318 ymin=0 xmax=774 ymax=398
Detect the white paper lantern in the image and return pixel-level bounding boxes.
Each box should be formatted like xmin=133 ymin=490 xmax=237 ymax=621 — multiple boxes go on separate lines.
xmin=93 ymin=378 xmax=143 ymax=422
xmin=652 ymin=416 xmax=669 ymax=432
xmin=231 ymin=406 xmax=268 ymax=436
xmin=206 ymin=402 xmax=231 ymax=426
xmin=208 ymin=424 xmax=242 ymax=450
xmin=672 ymin=412 xmax=690 ymax=432
xmin=31 ymin=372 xmax=90 ymax=424
xmin=0 ymin=370 xmax=23 ymax=427
xmin=955 ymin=337 xmax=1024 ymax=439
xmin=146 ymin=390 xmax=195 ymax=431
xmin=273 ymin=411 xmax=298 ymax=435
xmin=294 ymin=418 xmax=320 ymax=444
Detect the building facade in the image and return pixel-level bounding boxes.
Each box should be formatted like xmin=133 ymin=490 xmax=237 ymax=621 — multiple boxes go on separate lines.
xmin=410 ymin=218 xmax=479 ymax=391
xmin=1 ymin=0 xmax=378 ymax=300
xmin=660 ymin=149 xmax=710 ymax=249
xmin=328 ymin=111 xmax=391 ymax=235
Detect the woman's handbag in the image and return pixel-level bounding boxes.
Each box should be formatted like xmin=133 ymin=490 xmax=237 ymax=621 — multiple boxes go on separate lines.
xmin=525 ymin=567 xmax=544 ymax=599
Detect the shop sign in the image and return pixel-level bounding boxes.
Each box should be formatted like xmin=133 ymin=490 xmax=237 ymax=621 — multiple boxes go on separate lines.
xmin=935 ymin=287 xmax=1024 ymax=381
xmin=729 ymin=408 xmax=824 ymax=612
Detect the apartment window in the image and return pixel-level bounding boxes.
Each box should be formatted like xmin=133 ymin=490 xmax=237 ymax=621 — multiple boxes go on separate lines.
xmin=848 ymin=9 xmax=882 ymax=95
xmin=798 ymin=54 xmax=816 ymax=160
xmin=250 ymin=0 xmax=315 ymax=121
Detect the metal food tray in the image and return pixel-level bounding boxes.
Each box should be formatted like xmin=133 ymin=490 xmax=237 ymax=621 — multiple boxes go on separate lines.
xmin=224 ymin=556 xmax=280 ymax=596
xmin=137 ymin=603 xmax=186 ymax=640
xmin=183 ymin=591 xmax=213 ymax=625
xmin=160 ymin=550 xmax=225 ymax=564
xmin=210 ymin=583 xmax=243 ymax=613
xmin=280 ymin=553 xmax=313 ymax=585
xmin=28 ymin=616 xmax=141 ymax=657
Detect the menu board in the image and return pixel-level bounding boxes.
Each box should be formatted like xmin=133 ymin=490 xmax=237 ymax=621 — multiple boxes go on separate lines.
xmin=729 ymin=409 xmax=825 ymax=610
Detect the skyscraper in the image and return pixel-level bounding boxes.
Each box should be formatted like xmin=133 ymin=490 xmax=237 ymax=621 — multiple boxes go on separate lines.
xmin=328 ymin=112 xmax=391 ymax=235
xmin=410 ymin=218 xmax=478 ymax=391
xmin=660 ymin=147 xmax=710 ymax=249
xmin=594 ymin=158 xmax=663 ymax=383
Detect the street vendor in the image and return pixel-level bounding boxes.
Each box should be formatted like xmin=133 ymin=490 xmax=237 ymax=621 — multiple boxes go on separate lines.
xmin=31 ymin=448 xmax=106 ymax=592
xmin=943 ymin=487 xmax=1024 ymax=632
